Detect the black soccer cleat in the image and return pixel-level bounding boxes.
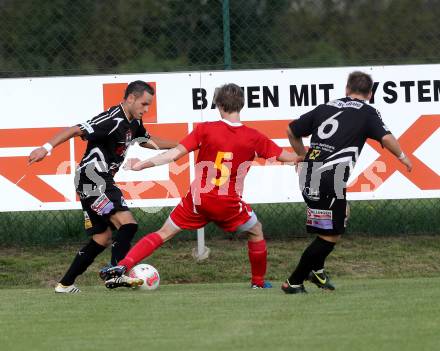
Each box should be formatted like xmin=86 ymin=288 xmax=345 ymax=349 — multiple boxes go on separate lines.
xmin=99 ymin=264 xmax=113 ymax=281
xmin=308 ymin=269 xmax=335 ymax=291
xmin=100 ymin=265 xmax=127 ymax=281
xmin=281 ymin=280 xmax=307 ymax=294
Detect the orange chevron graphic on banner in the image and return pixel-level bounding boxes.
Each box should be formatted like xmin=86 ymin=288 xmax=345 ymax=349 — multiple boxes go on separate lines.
xmin=0 ymin=128 xmax=71 ymax=202
xmin=349 ymin=115 xmax=440 ymax=191
xmin=0 ymin=116 xmax=439 ymax=204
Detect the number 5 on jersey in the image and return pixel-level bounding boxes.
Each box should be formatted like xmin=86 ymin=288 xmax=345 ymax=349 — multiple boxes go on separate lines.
xmin=211 ymin=151 xmax=233 ymax=186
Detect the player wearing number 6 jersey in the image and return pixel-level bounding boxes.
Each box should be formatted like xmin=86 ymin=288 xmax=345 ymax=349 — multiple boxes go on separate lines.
xmin=282 ymin=71 xmax=413 ymax=294
xmin=101 ymin=83 xmax=303 ymax=289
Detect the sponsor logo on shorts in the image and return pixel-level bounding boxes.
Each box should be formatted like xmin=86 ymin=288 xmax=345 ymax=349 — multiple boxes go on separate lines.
xmin=91 ymin=194 xmax=114 ymax=216
xmin=307 ymin=208 xmax=333 ymax=230
xmin=121 ymin=197 xmax=127 ymax=207
xmin=307 ymin=208 xmax=332 ymax=220
xmin=83 ymin=211 xmax=92 ymax=229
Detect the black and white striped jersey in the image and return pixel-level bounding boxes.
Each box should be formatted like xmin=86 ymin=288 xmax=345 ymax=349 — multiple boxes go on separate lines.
xmin=76 ymin=104 xmax=150 ymax=182
xmin=289 ymin=97 xmax=391 ymax=195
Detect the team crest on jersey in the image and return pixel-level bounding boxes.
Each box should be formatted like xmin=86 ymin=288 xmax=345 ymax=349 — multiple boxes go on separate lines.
xmin=115 ymin=130 xmax=132 ymax=157
xmin=309 ymin=149 xmax=321 ymax=160
xmin=125 ymin=130 xmax=132 ymax=143
xmin=83 ymin=211 xmax=92 ymax=229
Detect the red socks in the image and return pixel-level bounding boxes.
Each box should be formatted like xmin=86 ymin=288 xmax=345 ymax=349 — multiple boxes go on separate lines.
xmin=247 ymin=239 xmax=267 ymax=286
xmin=119 ymin=233 xmax=266 ymax=285
xmin=118 ymin=232 xmax=164 ymax=272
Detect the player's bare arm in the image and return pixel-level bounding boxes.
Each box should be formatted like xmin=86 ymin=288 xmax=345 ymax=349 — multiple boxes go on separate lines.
xmin=287 ymin=123 xmax=307 ymax=157
xmin=28 ymin=125 xmax=84 ymax=164
xmin=381 ymin=134 xmax=413 ymax=172
xmin=125 ymin=144 xmax=189 ymax=171
xmin=139 ymin=135 xmax=179 ymax=150
xmin=276 ymin=150 xmax=304 ymax=164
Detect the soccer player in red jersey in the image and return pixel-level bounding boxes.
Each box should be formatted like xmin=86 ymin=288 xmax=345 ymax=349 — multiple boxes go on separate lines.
xmin=101 ymin=83 xmax=302 ymax=289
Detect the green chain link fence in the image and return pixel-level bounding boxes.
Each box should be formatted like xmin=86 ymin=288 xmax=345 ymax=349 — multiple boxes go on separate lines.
xmin=0 ymin=0 xmax=439 ymax=244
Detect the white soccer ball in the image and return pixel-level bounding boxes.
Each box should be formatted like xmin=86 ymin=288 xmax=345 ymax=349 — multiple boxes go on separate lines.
xmin=128 ymin=264 xmax=160 ymax=291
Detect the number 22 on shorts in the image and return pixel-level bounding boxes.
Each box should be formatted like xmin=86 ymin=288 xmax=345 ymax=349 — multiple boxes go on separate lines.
xmin=211 ymin=151 xmax=233 ymax=186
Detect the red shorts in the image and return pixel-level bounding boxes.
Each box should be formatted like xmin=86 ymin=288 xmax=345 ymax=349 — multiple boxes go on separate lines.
xmin=169 ymin=191 xmax=254 ymax=232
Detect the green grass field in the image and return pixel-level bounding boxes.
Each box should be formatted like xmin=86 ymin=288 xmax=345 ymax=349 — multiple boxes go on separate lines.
xmin=1 ymin=236 xmax=440 ymax=350
xmin=1 ymin=279 xmax=440 ymax=351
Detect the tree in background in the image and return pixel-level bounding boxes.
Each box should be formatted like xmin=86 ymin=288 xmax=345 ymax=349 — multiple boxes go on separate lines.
xmin=1 ymin=0 xmax=440 ymax=77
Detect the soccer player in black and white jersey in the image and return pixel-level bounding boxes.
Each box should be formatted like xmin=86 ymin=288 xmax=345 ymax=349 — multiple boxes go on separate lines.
xmin=282 ymin=71 xmax=413 ymax=294
xmin=29 ymin=81 xmax=177 ymax=293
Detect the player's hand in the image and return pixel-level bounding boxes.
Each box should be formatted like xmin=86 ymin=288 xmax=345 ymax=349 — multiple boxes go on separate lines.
xmin=282 ymin=155 xmax=305 ymax=166
xmin=400 ymin=156 xmax=413 ymax=172
xmin=283 ymin=155 xmax=305 ymax=172
xmin=295 ymin=155 xmax=305 ymax=164
xmin=124 ymin=158 xmax=143 ymax=171
xmin=28 ymin=147 xmax=48 ymax=165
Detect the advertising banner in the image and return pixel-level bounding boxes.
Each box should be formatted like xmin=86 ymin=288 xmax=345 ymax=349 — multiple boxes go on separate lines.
xmin=0 ymin=64 xmax=438 ymax=211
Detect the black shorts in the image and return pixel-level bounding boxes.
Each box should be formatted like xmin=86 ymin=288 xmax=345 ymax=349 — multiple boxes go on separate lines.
xmin=77 ymin=182 xmax=130 ymax=235
xmin=302 ymin=189 xmax=347 ymax=235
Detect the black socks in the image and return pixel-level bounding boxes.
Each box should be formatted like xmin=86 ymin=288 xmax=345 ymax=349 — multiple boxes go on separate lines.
xmin=288 ymin=236 xmax=335 ymax=285
xmin=59 ymin=223 xmax=138 ymax=285
xmin=110 ymin=223 xmax=138 ymax=266
xmin=59 ymin=239 xmax=106 ymax=286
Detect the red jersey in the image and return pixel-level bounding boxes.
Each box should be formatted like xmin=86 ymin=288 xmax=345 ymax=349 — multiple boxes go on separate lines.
xmin=179 ymin=119 xmax=282 ymax=197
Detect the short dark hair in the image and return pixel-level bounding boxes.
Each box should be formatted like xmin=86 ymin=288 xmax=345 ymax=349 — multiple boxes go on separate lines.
xmin=214 ymin=83 xmax=245 ymax=113
xmin=346 ymin=71 xmax=373 ymax=96
xmin=124 ymin=80 xmax=155 ymax=99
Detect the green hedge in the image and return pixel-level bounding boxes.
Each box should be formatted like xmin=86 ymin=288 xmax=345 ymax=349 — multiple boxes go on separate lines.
xmin=0 ymin=199 xmax=438 ymax=245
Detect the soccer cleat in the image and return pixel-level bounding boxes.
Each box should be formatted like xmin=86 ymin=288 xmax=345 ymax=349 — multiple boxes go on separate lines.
xmin=105 ymin=275 xmax=143 ymax=289
xmin=308 ymin=269 xmax=335 ymax=291
xmin=54 ymin=283 xmax=81 ymax=294
xmin=251 ymin=281 xmax=273 ymax=289
xmin=99 ymin=265 xmax=127 ymax=281
xmin=281 ymin=280 xmax=307 ymax=294
xmin=99 ymin=263 xmax=113 ymax=281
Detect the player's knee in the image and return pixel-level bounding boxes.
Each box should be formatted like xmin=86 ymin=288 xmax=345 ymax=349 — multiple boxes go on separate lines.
xmin=253 ymin=221 xmax=263 ymax=234
xmin=246 ymin=221 xmax=264 ymax=240
xmin=156 ymin=229 xmax=176 ymax=242
xmin=319 ymin=234 xmax=341 ymax=244
xmin=156 ymin=220 xmax=180 ymax=242
xmin=111 ymin=210 xmax=137 ymax=228
xmin=93 ymin=230 xmax=112 ymax=247
xmin=345 ymin=203 xmax=351 ymax=224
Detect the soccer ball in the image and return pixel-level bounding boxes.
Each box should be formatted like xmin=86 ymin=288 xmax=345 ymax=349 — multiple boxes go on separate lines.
xmin=128 ymin=264 xmax=160 ymax=291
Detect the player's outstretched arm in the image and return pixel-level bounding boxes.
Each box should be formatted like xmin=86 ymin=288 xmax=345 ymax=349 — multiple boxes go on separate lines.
xmin=28 ymin=126 xmax=83 ymax=164
xmin=140 ymin=135 xmax=179 ymax=150
xmin=381 ymin=134 xmax=413 ymax=172
xmin=276 ymin=150 xmax=304 ymax=164
xmin=125 ymin=144 xmax=189 ymax=171
xmin=287 ymin=125 xmax=307 ymax=157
